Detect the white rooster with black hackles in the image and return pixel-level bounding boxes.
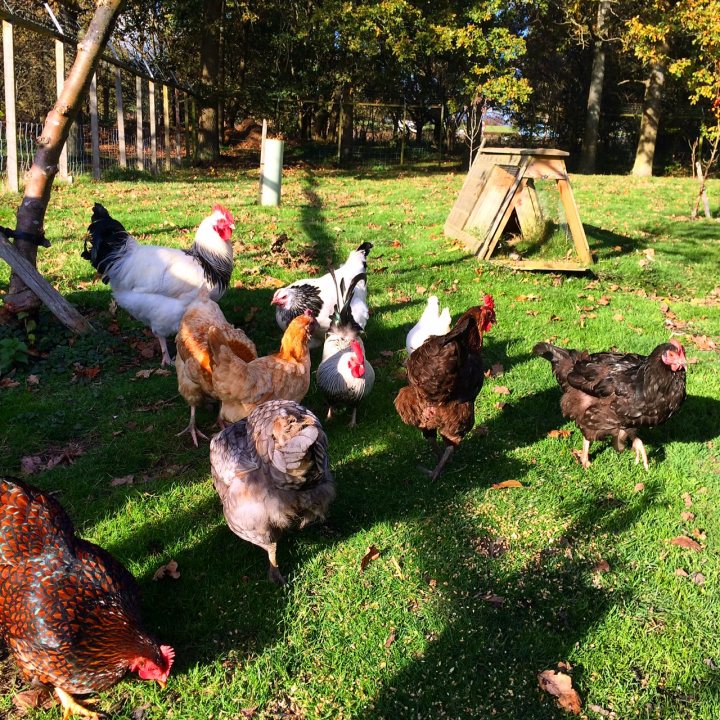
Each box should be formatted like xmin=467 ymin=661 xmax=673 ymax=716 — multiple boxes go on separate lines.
xmin=83 ymin=203 xmax=235 ymax=365
xmin=316 ymin=272 xmax=375 ymax=428
xmin=271 ymin=242 xmax=372 ymax=348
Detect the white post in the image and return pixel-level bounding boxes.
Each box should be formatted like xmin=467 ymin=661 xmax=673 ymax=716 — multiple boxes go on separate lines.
xmin=257 ymin=118 xmax=267 ymax=202
xmin=115 ymin=67 xmax=126 ymax=168
xmin=149 ymin=79 xmax=157 ymax=171
xmin=89 ymin=72 xmax=101 ymax=180
xmin=162 ymin=84 xmax=171 ymax=171
xmin=259 ymin=139 xmax=284 ymax=206
xmin=135 ymin=76 xmax=144 ymax=171
xmin=2 ymin=20 xmax=18 ymax=192
xmin=55 ymin=39 xmax=69 ymax=181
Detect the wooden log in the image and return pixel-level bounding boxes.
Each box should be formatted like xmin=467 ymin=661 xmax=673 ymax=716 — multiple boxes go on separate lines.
xmin=89 ymin=72 xmax=101 ymax=180
xmin=135 ymin=75 xmax=143 ymax=171
xmin=489 ymin=258 xmax=591 ymax=272
xmin=114 ymin=67 xmax=126 ymax=168
xmin=162 ymin=84 xmax=171 ymax=171
xmin=0 ymin=235 xmax=93 ymax=333
xmin=149 ymin=79 xmax=157 ymax=171
xmin=2 ymin=20 xmax=18 ymax=193
xmin=55 ymin=39 xmax=69 ymax=181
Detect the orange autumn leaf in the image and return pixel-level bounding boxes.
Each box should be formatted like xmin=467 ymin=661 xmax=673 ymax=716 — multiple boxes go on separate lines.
xmin=670 ymin=536 xmax=702 ymax=552
xmin=547 ymin=429 xmax=572 ymax=439
xmin=360 ymin=545 xmax=381 ymax=572
xmin=538 ymin=669 xmax=582 ymax=715
xmin=491 ymin=479 xmax=523 ymax=489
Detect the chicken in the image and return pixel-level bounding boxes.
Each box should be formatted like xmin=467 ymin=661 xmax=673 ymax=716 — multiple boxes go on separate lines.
xmin=316 ymin=273 xmax=375 ymax=427
xmin=394 ymin=295 xmax=496 ymax=480
xmin=0 ymin=476 xmax=174 ymax=720
xmin=210 ymin=400 xmax=335 ymax=585
xmin=82 ymin=202 xmax=235 ymax=366
xmin=271 ymin=241 xmax=372 ymax=348
xmin=533 ymin=339 xmax=687 ymax=470
xmin=175 ymin=291 xmax=258 ymax=445
xmin=208 ymin=311 xmax=317 ymax=424
xmin=406 ymin=295 xmax=452 ymax=355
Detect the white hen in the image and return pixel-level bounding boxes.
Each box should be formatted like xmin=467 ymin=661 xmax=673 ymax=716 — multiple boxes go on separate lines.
xmin=405 ymin=295 xmax=452 ymax=355
xmin=83 ymin=203 xmax=235 ymax=365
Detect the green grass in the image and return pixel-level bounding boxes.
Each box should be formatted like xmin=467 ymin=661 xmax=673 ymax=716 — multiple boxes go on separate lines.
xmin=0 ymin=167 xmax=719 ymax=719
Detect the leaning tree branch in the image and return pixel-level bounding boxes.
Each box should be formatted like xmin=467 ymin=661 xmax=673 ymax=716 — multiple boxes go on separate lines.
xmin=6 ymin=0 xmax=126 ymax=313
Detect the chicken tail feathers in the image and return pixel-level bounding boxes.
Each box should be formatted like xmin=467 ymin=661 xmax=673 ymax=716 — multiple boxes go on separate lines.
xmin=330 ymin=270 xmax=366 ymax=332
xmin=83 ymin=203 xmax=134 ymax=283
xmin=532 ymin=342 xmax=566 ymax=363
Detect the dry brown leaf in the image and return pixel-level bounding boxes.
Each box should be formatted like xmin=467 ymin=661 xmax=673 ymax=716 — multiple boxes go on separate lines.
xmin=692 ymin=528 xmax=707 ymax=541
xmin=479 ymin=592 xmax=505 ymax=607
xmin=384 ymin=628 xmax=397 ymax=648
xmin=538 ymin=669 xmax=582 ymax=715
xmin=682 ymin=492 xmax=693 ymax=508
xmin=594 ymin=559 xmax=610 ymax=573
xmin=681 ymin=511 xmax=695 ymax=522
xmin=597 ymin=295 xmax=611 ymax=306
xmin=587 ymin=704 xmax=617 ymax=719
xmin=153 ymin=559 xmax=181 ymax=580
xmin=135 ymin=369 xmax=153 ymax=379
xmin=670 ymin=536 xmax=702 ymax=552
xmin=26 ymin=374 xmax=40 ymax=385
xmin=111 ymin=474 xmax=134 ymax=487
xmin=73 ymin=364 xmax=101 ymax=379
xmin=360 ymin=545 xmax=381 ymax=572
xmin=494 ymin=401 xmax=507 ymax=410
xmin=634 ymin=483 xmax=645 ymax=492
xmin=491 ymin=479 xmax=523 ymax=489
xmin=20 ymin=444 xmax=84 ymax=476
xmin=154 ymin=368 xmax=172 ymax=377
xmin=13 ymin=689 xmax=56 ymax=712
xmin=691 ymin=571 xmax=705 ymax=585
xmin=548 ymin=429 xmax=572 ymax=439
xmin=415 ymin=285 xmax=427 ymax=294
xmin=493 ymin=385 xmax=511 ymax=395
xmin=675 ymin=568 xmax=689 ymax=577
xmin=0 ymin=378 xmax=20 ymax=388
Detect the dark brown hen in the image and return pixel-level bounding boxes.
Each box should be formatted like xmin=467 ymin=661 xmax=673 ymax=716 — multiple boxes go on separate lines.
xmin=394 ymin=295 xmax=496 ymax=480
xmin=0 ymin=477 xmax=174 ymax=719
xmin=533 ymin=339 xmax=687 ymax=469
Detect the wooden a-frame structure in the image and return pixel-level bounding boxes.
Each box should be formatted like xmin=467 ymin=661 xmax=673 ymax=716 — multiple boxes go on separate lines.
xmin=444 ymin=147 xmax=593 ymax=272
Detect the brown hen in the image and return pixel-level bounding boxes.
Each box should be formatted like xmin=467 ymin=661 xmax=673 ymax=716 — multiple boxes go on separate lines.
xmin=0 ymin=477 xmax=174 ymax=720
xmin=394 ymin=295 xmax=496 ymax=480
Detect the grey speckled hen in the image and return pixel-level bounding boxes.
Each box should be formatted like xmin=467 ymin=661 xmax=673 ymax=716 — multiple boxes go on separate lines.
xmin=210 ymin=400 xmax=335 ymax=585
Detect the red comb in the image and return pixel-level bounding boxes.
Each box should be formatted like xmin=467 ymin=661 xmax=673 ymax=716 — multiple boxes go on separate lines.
xmin=483 ymin=294 xmax=495 ymax=310
xmin=212 ymin=203 xmax=234 ymax=224
xmin=669 ymin=338 xmax=684 ymax=352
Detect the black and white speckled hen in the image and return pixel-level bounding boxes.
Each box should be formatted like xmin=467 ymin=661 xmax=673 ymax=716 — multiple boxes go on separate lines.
xmin=533 ymin=339 xmax=687 ymax=469
xmin=210 ymin=400 xmax=335 ymax=585
xmin=394 ymin=295 xmax=496 ymax=481
xmin=0 ymin=477 xmax=174 ymax=720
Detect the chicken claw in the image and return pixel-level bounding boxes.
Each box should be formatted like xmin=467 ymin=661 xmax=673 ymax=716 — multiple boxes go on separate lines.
xmin=632 ymin=437 xmax=649 ymax=471
xmin=572 ymin=439 xmax=592 ymax=470
xmin=55 ymin=688 xmax=102 ymax=720
xmin=176 ymin=407 xmax=209 ymax=447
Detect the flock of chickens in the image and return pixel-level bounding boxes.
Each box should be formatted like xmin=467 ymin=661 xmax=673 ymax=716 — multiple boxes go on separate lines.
xmin=0 ymin=203 xmax=688 ymax=719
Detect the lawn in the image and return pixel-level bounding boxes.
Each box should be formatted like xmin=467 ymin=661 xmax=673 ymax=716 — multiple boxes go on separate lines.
xmin=0 ymin=164 xmax=719 ymax=720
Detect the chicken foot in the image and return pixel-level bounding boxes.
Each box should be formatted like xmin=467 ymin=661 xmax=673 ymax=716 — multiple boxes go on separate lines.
xmin=55 ymin=687 xmax=102 ymax=720
xmin=418 ymin=445 xmax=456 ymax=481
xmin=265 ymin=543 xmax=286 ymax=586
xmin=176 ymin=407 xmax=209 ymax=447
xmin=632 ymin=437 xmax=649 ymax=471
xmin=571 ymin=438 xmax=592 ymax=470
xmin=155 ymin=334 xmax=174 ymax=367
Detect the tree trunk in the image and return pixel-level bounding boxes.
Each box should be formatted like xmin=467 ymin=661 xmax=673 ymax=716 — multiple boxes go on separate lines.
xmin=340 ymin=88 xmax=353 ymax=161
xmin=6 ymin=0 xmax=125 ymax=313
xmin=578 ymin=0 xmax=610 ymax=174
xmin=631 ymin=45 xmax=668 ymax=177
xmin=197 ymin=0 xmax=222 ymax=163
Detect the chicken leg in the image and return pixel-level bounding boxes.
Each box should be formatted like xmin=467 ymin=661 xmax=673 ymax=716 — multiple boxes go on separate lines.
xmin=55 ymin=687 xmax=101 ymax=720
xmin=572 ymin=438 xmax=592 ymax=470
xmin=176 ymin=407 xmax=209 ymax=447
xmin=632 ymin=437 xmax=649 ymax=471
xmin=156 ymin=334 xmax=174 ymax=367
xmin=265 ymin=543 xmax=286 ymax=586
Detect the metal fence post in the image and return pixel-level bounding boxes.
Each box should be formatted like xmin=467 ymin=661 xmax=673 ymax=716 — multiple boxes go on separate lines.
xmin=89 ymin=72 xmax=101 ymax=179
xmin=2 ymin=20 xmax=18 ymax=192
xmin=149 ymin=79 xmax=157 ymax=171
xmin=115 ymin=67 xmax=126 ymax=168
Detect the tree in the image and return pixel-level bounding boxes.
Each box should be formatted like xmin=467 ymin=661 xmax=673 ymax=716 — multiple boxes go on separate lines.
xmin=197 ymin=0 xmax=222 ymax=162
xmin=6 ymin=0 xmax=126 ymax=314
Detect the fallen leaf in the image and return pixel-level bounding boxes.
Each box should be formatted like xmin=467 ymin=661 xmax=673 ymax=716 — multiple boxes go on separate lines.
xmin=154 ymin=368 xmax=172 ymax=377
xmin=634 ymin=482 xmax=645 ymax=492
xmin=493 ymin=385 xmax=511 ymax=395
xmin=670 ymin=536 xmax=702 ymax=552
xmin=681 ymin=511 xmax=695 ymax=522
xmin=360 ymin=545 xmax=381 ymax=572
xmin=415 ymin=285 xmax=427 ymax=294
xmin=391 ymin=239 xmax=402 ymax=248
xmin=240 ymin=707 xmax=259 ymax=719
xmin=73 ymin=364 xmax=101 ymax=379
xmin=588 ymin=704 xmax=617 ymax=718
xmin=479 ymin=592 xmax=505 ymax=607
xmin=691 ymin=571 xmax=705 ymax=586
xmin=682 ymin=492 xmax=693 ymax=508
xmin=110 ymin=474 xmax=134 ymax=487
xmin=643 ymin=248 xmax=656 ymax=260
xmin=0 ymin=378 xmax=20 ymax=388
xmin=484 ymin=362 xmax=504 ymax=378
xmin=692 ymin=528 xmax=707 ymax=541
xmin=384 ymin=628 xmax=397 ymax=648
xmin=494 ymin=402 xmax=507 ymax=410
xmin=13 ymin=689 xmax=56 ymax=712
xmin=674 ymin=568 xmax=689 ymax=577
xmin=491 ymin=479 xmax=523 ymax=489
xmin=131 ymin=704 xmax=151 ymax=720
xmin=594 ymin=559 xmax=610 ymax=573
xmin=135 ymin=369 xmax=153 ymax=379
xmin=597 ymin=295 xmax=611 ymax=306
xmin=538 ymin=669 xmax=582 ymax=715
xmin=153 ymin=559 xmax=181 ymax=580
xmin=20 ymin=443 xmax=84 ymax=476
xmin=705 ymin=658 xmax=718 ymax=670
xmin=613 ymin=313 xmax=625 ymax=321
xmin=548 ymin=429 xmax=571 ymax=439
xmin=26 ymin=374 xmax=40 ymax=385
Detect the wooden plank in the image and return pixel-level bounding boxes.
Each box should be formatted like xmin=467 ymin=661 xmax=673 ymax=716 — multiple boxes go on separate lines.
xmin=55 ymin=39 xmax=69 ymax=181
xmin=488 ymin=258 xmax=590 ymax=273
xmin=466 ymin=160 xmax=521 ymax=231
xmin=3 ymin=20 xmax=18 ymax=192
xmin=135 ymin=75 xmax=144 ymax=171
xmin=149 ymin=79 xmax=157 ymax=171
xmin=479 ymin=147 xmax=569 ymax=158
xmin=0 ymin=235 xmax=93 ymax=333
xmin=115 ymin=67 xmax=126 ymax=168
xmin=443 ymin=153 xmax=493 ymax=237
xmin=557 ymin=178 xmax=593 ymax=265
xmin=477 ymin=156 xmax=530 ymax=260
xmin=524 ymin=157 xmax=568 ymax=180
xmin=514 ymin=179 xmax=542 ymax=236
xmin=89 ymin=72 xmax=101 ymax=180
xmin=162 ymin=84 xmax=171 ymax=171
xmin=444 ymin=224 xmax=483 ymax=251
